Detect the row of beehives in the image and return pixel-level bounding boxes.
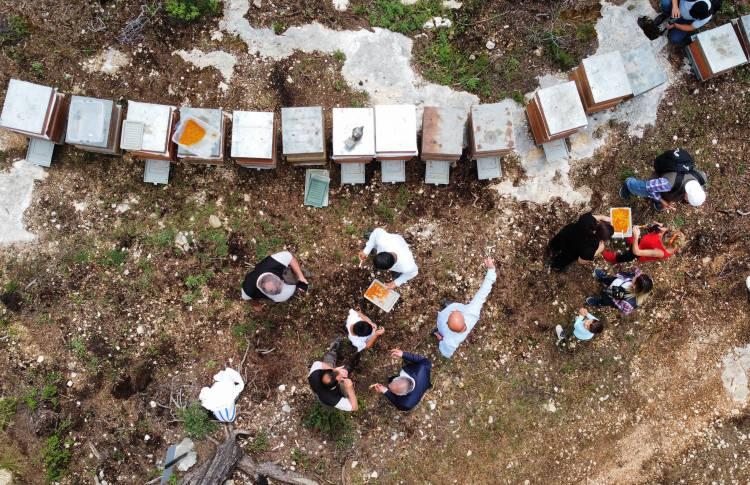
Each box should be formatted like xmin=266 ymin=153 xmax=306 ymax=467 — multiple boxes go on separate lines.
xmin=0 ymin=78 xmax=515 ymax=185
xmin=527 ymin=14 xmax=750 ymax=146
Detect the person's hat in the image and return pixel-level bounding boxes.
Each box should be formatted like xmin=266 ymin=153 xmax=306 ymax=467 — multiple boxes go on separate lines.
xmin=684 ymin=180 xmax=706 ymax=207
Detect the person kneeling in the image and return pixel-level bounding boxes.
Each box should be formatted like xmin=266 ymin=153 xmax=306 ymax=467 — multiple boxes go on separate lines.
xmin=586 ymin=268 xmax=653 ymax=316
xmin=555 ymin=308 xmax=604 ymax=345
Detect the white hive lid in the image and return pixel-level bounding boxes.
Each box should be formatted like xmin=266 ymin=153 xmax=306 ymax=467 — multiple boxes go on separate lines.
xmin=698 ymin=23 xmax=747 ymax=74
xmin=231 ymin=111 xmax=275 ymax=159
xmin=582 ymin=51 xmax=633 ymax=103
xmin=177 ymin=107 xmax=223 ymax=158
xmin=470 ymin=102 xmax=515 ymax=152
xmin=0 ymin=79 xmax=54 ymax=134
xmin=281 ymin=107 xmax=324 ymax=155
xmin=536 ymin=81 xmax=588 ymax=135
xmin=67 ymin=96 xmax=113 ymax=147
xmin=125 ymin=101 xmax=174 ymax=152
xmin=332 ymin=108 xmax=375 ymax=158
xmin=374 ymin=105 xmax=417 ymax=155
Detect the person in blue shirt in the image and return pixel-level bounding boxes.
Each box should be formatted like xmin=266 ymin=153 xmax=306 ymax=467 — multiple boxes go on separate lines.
xmin=649 ymin=0 xmax=717 ymax=45
xmin=370 ymin=349 xmax=432 ymax=411
xmin=555 ymin=308 xmax=604 ymax=346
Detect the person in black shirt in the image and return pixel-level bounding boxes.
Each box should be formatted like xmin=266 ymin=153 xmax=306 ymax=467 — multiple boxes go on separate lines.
xmin=307 ymin=338 xmax=358 ymax=412
xmin=546 ymin=212 xmax=614 ymax=272
xmin=241 ymin=250 xmax=309 ymax=311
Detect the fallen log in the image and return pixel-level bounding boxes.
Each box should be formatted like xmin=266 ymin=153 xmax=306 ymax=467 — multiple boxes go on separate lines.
xmin=182 ymin=430 xmax=318 ymax=485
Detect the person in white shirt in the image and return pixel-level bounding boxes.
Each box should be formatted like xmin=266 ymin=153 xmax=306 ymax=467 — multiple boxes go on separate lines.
xmin=345 ymin=309 xmax=384 ymax=352
xmin=432 ymin=258 xmax=496 ymax=358
xmin=358 ymin=228 xmax=418 ymax=289
xmin=241 ymin=251 xmax=309 ymax=312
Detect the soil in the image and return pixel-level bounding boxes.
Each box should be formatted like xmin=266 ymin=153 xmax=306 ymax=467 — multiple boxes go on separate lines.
xmin=1 ymin=1 xmax=750 ymax=484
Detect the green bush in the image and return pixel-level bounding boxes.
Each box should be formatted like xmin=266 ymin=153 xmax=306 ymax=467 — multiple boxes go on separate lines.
xmin=100 ymin=249 xmax=128 ymax=267
xmin=43 ymin=420 xmax=72 ymax=482
xmin=178 ymin=402 xmax=217 ymax=439
xmin=368 ymin=0 xmax=445 ymax=35
xmin=421 ymin=30 xmax=489 ymax=95
xmin=165 ymin=0 xmax=221 ymax=22
xmin=302 ymin=401 xmax=354 ymax=449
xmin=0 ymin=15 xmax=29 ymax=45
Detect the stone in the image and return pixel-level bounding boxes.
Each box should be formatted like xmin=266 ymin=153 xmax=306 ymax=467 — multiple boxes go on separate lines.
xmin=485 ymin=40 xmax=496 ymax=50
xmin=208 ymin=215 xmax=222 ymax=228
xmin=175 ymin=231 xmax=191 ymax=252
xmin=175 ymin=438 xmax=198 ymax=472
xmin=423 ymin=17 xmax=452 ymax=29
xmin=282 ymin=404 xmax=292 ymax=413
xmin=0 ymin=469 xmax=12 ymax=485
xmin=253 ymin=0 xmax=262 ymax=7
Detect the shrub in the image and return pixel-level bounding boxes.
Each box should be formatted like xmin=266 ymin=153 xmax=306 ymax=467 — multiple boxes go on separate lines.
xmin=100 ymin=249 xmax=128 ymax=267
xmin=302 ymin=401 xmax=354 ymax=449
xmin=0 ymin=397 xmax=17 ymax=430
xmin=178 ymin=402 xmax=217 ymax=439
xmin=43 ymin=420 xmax=72 ymax=482
xmin=368 ymin=0 xmax=445 ymax=35
xmin=0 ymin=15 xmax=29 ymax=46
xmin=421 ymin=30 xmax=489 ymax=95
xmin=164 ymin=0 xmax=221 ymax=22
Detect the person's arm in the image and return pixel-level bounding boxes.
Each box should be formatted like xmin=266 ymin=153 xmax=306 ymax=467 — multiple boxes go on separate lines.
xmin=339 ymin=379 xmax=358 ymax=411
xmin=466 ymin=259 xmax=497 ymax=313
xmin=578 ymin=241 xmax=604 ymax=264
xmin=287 ymin=256 xmax=307 ymax=284
xmin=364 ymin=327 xmax=385 ymax=350
xmin=669 ymin=22 xmax=696 ymax=32
xmin=400 ymin=350 xmax=430 ymax=366
xmin=631 ymin=227 xmax=666 ymax=259
xmin=646 ymin=178 xmax=672 ymax=202
xmin=593 ymin=214 xmax=611 ymax=223
xmin=392 ymin=263 xmax=418 ymax=287
xmin=362 ymin=228 xmax=384 ymax=256
xmin=670 ymin=0 xmax=680 ymax=18
xmin=438 ymin=340 xmax=457 ymax=358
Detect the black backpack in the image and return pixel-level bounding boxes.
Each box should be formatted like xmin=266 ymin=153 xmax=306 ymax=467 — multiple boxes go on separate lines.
xmin=653 ymin=148 xmax=706 ymax=194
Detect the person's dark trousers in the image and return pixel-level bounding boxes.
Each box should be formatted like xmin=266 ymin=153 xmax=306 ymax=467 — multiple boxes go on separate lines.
xmin=659 ymin=0 xmax=693 ymax=45
xmin=594 ymin=269 xmax=617 ymax=286
xmin=587 ymin=294 xmax=615 ymax=308
xmin=323 ymin=338 xmax=361 ymax=374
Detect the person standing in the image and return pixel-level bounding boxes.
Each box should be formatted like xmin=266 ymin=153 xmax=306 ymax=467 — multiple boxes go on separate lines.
xmin=546 ymin=212 xmax=614 ymax=272
xmin=307 ymin=338 xmax=358 ymax=412
xmin=432 ymin=258 xmax=496 ymax=358
xmin=344 ymin=309 xmax=385 ymax=352
xmin=241 ymin=250 xmax=309 ymax=312
xmin=370 ymin=349 xmax=432 ymax=412
xmin=359 ymin=228 xmax=419 ymax=289
xmin=619 ymin=148 xmax=707 ymax=211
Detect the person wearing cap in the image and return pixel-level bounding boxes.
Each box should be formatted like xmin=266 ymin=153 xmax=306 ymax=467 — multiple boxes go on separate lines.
xmin=358 ymin=228 xmax=419 ymax=290
xmin=432 ymin=258 xmax=496 ymax=358
xmin=602 ymin=223 xmax=686 ymax=264
xmin=241 ymin=250 xmax=309 ymax=312
xmin=653 ymin=0 xmax=716 ymax=45
xmin=308 ymin=337 xmax=358 ymax=412
xmin=370 ymin=349 xmax=432 ymax=412
xmin=620 ymin=150 xmax=707 ymax=211
xmin=344 ymin=308 xmax=384 ymax=352
xmin=555 ymin=307 xmax=604 ymax=345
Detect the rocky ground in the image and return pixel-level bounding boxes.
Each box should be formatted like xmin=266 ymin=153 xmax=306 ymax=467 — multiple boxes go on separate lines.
xmin=1 ymin=0 xmax=750 ymax=484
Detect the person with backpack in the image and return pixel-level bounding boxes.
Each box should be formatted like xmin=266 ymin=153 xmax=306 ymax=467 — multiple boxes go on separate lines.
xmin=602 ymin=223 xmax=686 ymax=263
xmin=546 ymin=212 xmax=614 ymax=272
xmin=585 ymin=268 xmax=653 ymax=316
xmin=639 ymin=1 xmax=719 ymax=45
xmin=619 ymin=148 xmax=707 ymax=211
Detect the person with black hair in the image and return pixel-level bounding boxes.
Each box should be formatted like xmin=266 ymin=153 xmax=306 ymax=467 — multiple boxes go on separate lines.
xmin=555 ymin=307 xmax=604 ymax=345
xmin=546 ymin=212 xmax=614 ymax=272
xmin=359 ymin=228 xmax=419 ymax=289
xmin=345 ymin=308 xmax=384 ymax=352
xmin=586 ymin=268 xmax=653 ymax=316
xmin=308 ymin=337 xmax=358 ymax=412
xmin=648 ymin=0 xmax=717 ymax=45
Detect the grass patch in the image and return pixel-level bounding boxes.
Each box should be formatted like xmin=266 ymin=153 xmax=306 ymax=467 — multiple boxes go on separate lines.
xmin=246 ymin=430 xmax=270 ymax=454
xmin=367 ymin=0 xmax=445 ymax=35
xmin=333 ymin=50 xmax=346 ymax=62
xmin=302 ymin=401 xmax=354 ymax=449
xmin=100 ymin=249 xmax=128 ymax=267
xmin=0 ymin=15 xmax=29 ymax=46
xmin=0 ymin=397 xmax=17 ymax=430
xmin=164 ymin=0 xmax=220 ymax=22
xmin=43 ymin=419 xmax=72 ymax=482
xmin=178 ymin=402 xmax=217 ymax=439
xmin=374 ymin=202 xmax=396 ymax=223
xmin=421 ymin=30 xmax=489 ymax=95
xmin=147 ymin=227 xmax=177 ymax=249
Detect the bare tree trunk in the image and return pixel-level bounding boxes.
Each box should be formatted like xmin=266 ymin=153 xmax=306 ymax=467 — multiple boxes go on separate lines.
xmin=181 ymin=430 xmax=318 ymax=485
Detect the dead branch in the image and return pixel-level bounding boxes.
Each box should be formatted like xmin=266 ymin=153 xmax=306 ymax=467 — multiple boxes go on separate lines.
xmin=181 ymin=430 xmax=319 ymax=485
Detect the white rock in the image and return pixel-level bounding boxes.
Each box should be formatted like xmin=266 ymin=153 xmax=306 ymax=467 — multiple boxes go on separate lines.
xmin=278 ymin=384 xmax=286 ymax=392
xmin=282 ymin=404 xmax=292 ymax=413
xmin=253 ymin=0 xmax=262 ymax=7
xmin=0 ymin=469 xmax=13 ymax=485
xmin=442 ymin=0 xmax=462 ymax=8
xmin=67 ymin=380 xmax=73 ymax=387
xmin=486 ymin=40 xmax=496 ymax=50
xmin=136 ymin=325 xmax=145 ymax=335
xmin=149 ymin=401 xmax=157 ymax=408
xmin=209 ymin=215 xmax=222 ymax=228
xmin=351 ymin=461 xmax=358 ymax=468
xmin=423 ymin=17 xmax=452 ymax=29
xmin=370 ymin=472 xmax=378 ymax=479
xmin=543 ymin=399 xmax=557 ymax=413
xmin=37 ymin=355 xmax=45 ymax=363
xmin=175 ymin=438 xmax=197 ymax=472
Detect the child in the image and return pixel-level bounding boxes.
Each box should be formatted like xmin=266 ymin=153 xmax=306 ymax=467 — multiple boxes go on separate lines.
xmin=345 ymin=309 xmax=384 ymax=352
xmin=555 ymin=307 xmax=604 ymax=345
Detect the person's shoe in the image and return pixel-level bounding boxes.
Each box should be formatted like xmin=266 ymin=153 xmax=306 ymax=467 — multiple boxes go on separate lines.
xmin=653 ymin=199 xmax=665 ymax=212
xmin=555 ymin=325 xmax=565 ymax=343
xmin=327 ymin=336 xmax=343 ymax=353
xmin=586 ymin=297 xmax=602 ymax=306
xmin=653 ymin=13 xmax=667 ymax=25
xmin=602 ymin=250 xmax=617 ymax=264
xmin=619 ymin=183 xmax=631 ymax=200
xmin=593 ymin=268 xmax=607 ymax=280
xmin=440 ymin=298 xmax=453 ymax=308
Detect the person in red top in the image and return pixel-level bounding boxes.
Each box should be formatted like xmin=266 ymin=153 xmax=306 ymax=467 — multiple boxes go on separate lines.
xmin=603 ymin=222 xmax=686 ymax=263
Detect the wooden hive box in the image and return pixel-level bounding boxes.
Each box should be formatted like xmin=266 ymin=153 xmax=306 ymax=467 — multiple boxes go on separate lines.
xmin=231 ymin=111 xmax=277 ymax=169
xmin=570 ymin=51 xmax=633 ymax=114
xmin=176 ymin=107 xmax=227 ymax=165
xmin=121 ymin=101 xmax=177 ymax=161
xmin=281 ymin=106 xmax=326 ymax=166
xmin=0 ymin=79 xmax=69 ymax=144
xmin=687 ymin=23 xmax=748 ymax=81
xmin=527 ymin=81 xmax=588 ymax=146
